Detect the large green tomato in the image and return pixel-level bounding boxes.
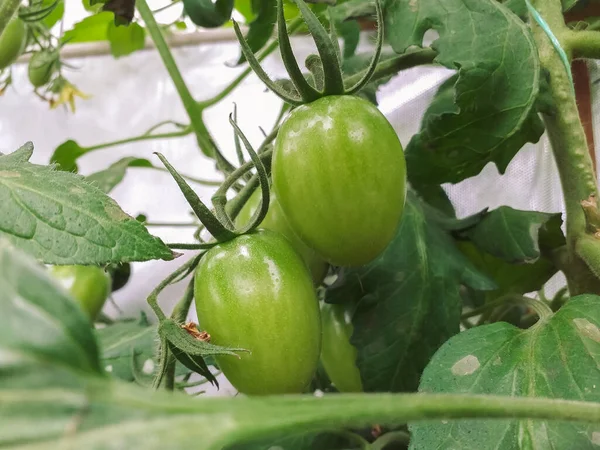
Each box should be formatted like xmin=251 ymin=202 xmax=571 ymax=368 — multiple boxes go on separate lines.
xmin=194 ymin=230 xmax=321 ymax=395
xmin=49 ymin=265 xmax=111 ymax=320
xmin=0 ymin=17 xmax=26 ymax=70
xmin=235 ymin=189 xmax=328 ymax=284
xmin=272 ymin=95 xmax=407 ymax=267
xmin=320 ymin=302 xmax=362 ymax=392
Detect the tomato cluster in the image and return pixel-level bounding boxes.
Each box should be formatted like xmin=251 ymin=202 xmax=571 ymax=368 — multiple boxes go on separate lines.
xmin=194 ymin=94 xmax=406 ymax=395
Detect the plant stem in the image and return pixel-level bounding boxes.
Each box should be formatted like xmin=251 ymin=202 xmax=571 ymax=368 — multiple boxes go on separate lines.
xmin=530 ymin=0 xmax=600 ymax=294
xmin=343 ymin=48 xmax=437 ymax=88
xmin=0 ymin=0 xmax=19 ymax=36
xmin=564 ymin=30 xmax=600 ymax=59
xmin=136 ymin=0 xmax=217 ymax=157
xmin=85 ymin=127 xmax=192 ymax=153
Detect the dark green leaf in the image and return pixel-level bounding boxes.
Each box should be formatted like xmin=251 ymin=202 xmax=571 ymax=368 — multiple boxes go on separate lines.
xmin=86 ymin=157 xmax=153 ymax=193
xmin=183 ymin=0 xmax=234 ymax=28
xmin=460 ymin=207 xmax=563 ymax=263
xmin=385 ymin=0 xmax=544 ymax=185
xmin=330 ymin=0 xmax=375 ymax=21
xmin=106 ymin=21 xmax=145 ymax=57
xmin=325 ymin=192 xmax=496 ymax=392
xmin=0 ymin=239 xmax=102 ymax=376
xmin=51 ymin=139 xmax=86 ymax=172
xmin=410 ymin=294 xmax=600 ymax=449
xmin=337 ymin=19 xmax=360 ymax=58
xmin=235 ymin=0 xmax=277 ymax=64
xmin=102 ymin=0 xmax=136 ymax=25
xmin=96 ymin=318 xmax=158 ymax=381
xmin=457 ymin=240 xmax=557 ymax=302
xmin=0 ymin=146 xmax=175 ymax=265
xmin=61 ymin=11 xmax=112 ymax=43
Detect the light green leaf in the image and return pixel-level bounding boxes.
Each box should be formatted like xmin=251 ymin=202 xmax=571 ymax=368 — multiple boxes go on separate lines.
xmin=86 ymin=157 xmax=153 ymax=193
xmin=107 ymin=21 xmax=145 ymax=58
xmin=410 ymin=294 xmax=600 ymax=449
xmin=0 ymin=144 xmax=175 ymax=265
xmin=0 ymin=239 xmax=102 ymax=376
xmin=61 ymin=11 xmax=112 ymax=44
xmin=385 ymin=0 xmax=544 ymax=185
xmin=51 ymin=139 xmax=86 ymax=172
xmin=325 ymin=192 xmax=496 ymax=392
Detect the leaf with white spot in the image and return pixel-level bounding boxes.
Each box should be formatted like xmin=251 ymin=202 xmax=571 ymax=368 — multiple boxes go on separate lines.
xmin=95 ymin=317 xmax=159 ymax=382
xmin=410 ymin=294 xmax=600 ymax=449
xmin=0 ymin=143 xmax=175 ymax=265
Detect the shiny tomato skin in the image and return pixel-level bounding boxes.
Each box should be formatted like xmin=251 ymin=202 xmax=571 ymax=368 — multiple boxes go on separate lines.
xmin=49 ymin=265 xmax=111 ymax=320
xmin=320 ymin=302 xmax=362 ymax=392
xmin=194 ymin=229 xmax=321 ymax=395
xmin=272 ymin=95 xmax=407 ymax=267
xmin=0 ymin=18 xmax=26 ymax=70
xmin=235 ymin=189 xmax=328 ymax=284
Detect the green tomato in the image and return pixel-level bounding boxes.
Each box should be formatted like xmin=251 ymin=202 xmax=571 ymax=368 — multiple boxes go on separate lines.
xmin=0 ymin=17 xmax=26 ymax=70
xmin=49 ymin=265 xmax=111 ymax=320
xmin=235 ymin=189 xmax=328 ymax=284
xmin=320 ymin=302 xmax=362 ymax=392
xmin=194 ymin=229 xmax=321 ymax=395
xmin=28 ymin=50 xmax=58 ymax=87
xmin=272 ymin=95 xmax=407 ymax=267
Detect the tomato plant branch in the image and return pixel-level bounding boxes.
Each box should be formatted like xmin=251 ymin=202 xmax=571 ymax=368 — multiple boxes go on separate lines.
xmin=136 ymin=0 xmax=218 ymax=157
xmin=0 ymin=0 xmax=19 ymax=35
xmin=564 ymin=29 xmax=600 ymax=59
xmin=343 ymin=48 xmax=437 ymax=89
xmin=84 ymin=127 xmax=192 ymax=153
xmin=530 ymin=0 xmax=600 ymax=294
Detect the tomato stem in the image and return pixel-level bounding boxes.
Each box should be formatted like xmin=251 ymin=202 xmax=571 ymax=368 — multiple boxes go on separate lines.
xmin=530 ymin=0 xmax=600 ymax=294
xmin=564 ymin=29 xmax=600 ymax=59
xmin=136 ymin=0 xmax=218 ymax=157
xmin=0 ymin=0 xmax=20 ymax=36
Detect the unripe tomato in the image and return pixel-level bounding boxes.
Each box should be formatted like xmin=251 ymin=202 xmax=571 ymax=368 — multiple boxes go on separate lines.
xmin=320 ymin=302 xmax=362 ymax=392
xmin=0 ymin=17 xmax=26 ymax=70
xmin=49 ymin=265 xmax=111 ymax=320
xmin=28 ymin=50 xmax=58 ymax=87
xmin=194 ymin=230 xmax=321 ymax=395
xmin=235 ymin=189 xmax=328 ymax=284
xmin=272 ymin=95 xmax=407 ymax=267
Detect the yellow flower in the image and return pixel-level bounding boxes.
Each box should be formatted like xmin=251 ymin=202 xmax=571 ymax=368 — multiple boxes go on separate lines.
xmin=49 ymin=80 xmax=91 ymax=113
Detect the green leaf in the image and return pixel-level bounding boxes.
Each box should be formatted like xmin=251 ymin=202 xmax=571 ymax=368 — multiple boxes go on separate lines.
xmin=385 ymin=0 xmax=544 ymax=185
xmin=410 ymin=294 xmax=600 ymax=449
xmin=51 ymin=139 xmax=86 ymax=172
xmin=235 ymin=0 xmax=277 ymax=64
xmin=86 ymin=157 xmax=153 ymax=193
xmin=96 ymin=318 xmax=158 ymax=381
xmin=61 ymin=11 xmax=112 ymax=43
xmin=325 ymin=192 xmax=496 ymax=392
xmin=227 ymin=430 xmax=353 ymax=450
xmin=460 ymin=207 xmax=564 ymax=264
xmin=106 ymin=21 xmax=145 ymax=57
xmin=183 ymin=0 xmax=234 ymax=28
xmin=0 ymin=144 xmax=175 ymax=265
xmin=457 ymin=240 xmax=557 ymax=303
xmin=42 ymin=0 xmax=65 ymax=28
xmin=0 ymin=239 xmax=102 ymax=376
